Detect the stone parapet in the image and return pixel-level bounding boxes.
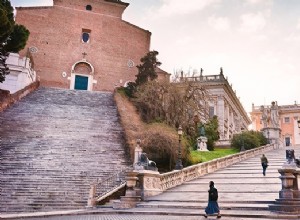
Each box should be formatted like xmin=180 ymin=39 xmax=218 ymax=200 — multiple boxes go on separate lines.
xmin=0 ymin=81 xmax=40 ymax=112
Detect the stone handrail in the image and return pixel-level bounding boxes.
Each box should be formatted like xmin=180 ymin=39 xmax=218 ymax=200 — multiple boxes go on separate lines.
xmin=138 ymin=143 xmax=278 ymax=199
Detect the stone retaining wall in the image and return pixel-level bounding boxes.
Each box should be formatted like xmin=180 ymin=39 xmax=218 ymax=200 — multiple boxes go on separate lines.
xmin=0 ymin=81 xmax=40 ymax=112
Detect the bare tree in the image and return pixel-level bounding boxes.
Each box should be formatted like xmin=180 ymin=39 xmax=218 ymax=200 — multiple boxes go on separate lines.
xmin=134 ymin=72 xmax=212 ymax=134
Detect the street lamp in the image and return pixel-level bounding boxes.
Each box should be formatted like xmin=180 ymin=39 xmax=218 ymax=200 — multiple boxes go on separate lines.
xmin=240 ymin=128 xmax=245 ymax=152
xmin=267 ymin=130 xmax=270 ymax=144
xmin=175 ymin=125 xmax=183 ymax=170
xmin=240 ymin=137 xmax=245 ymax=152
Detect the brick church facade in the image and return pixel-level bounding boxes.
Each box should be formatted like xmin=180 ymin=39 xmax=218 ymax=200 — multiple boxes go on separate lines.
xmin=15 ymin=0 xmax=152 ymax=91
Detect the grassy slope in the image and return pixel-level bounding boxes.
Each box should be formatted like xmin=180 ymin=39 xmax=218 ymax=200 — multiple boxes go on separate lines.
xmin=114 ymin=89 xmax=238 ymax=165
xmin=190 ymin=148 xmax=239 ymax=163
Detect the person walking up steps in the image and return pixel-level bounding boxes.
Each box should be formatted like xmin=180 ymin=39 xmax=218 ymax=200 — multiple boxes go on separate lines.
xmin=261 ymin=154 xmax=269 ymax=176
xmin=204 ymin=181 xmax=221 ymax=218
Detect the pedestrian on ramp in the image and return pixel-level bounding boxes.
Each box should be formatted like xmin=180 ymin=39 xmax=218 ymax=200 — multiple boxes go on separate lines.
xmin=204 ymin=181 xmax=221 ymax=218
xmin=261 ymin=154 xmax=269 ymax=176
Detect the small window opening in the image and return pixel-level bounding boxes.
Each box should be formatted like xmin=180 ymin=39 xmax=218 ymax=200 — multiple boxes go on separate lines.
xmin=82 ymin=29 xmax=91 ymax=43
xmin=86 ymin=5 xmax=92 ymax=11
xmin=82 ymin=33 xmax=90 ymax=43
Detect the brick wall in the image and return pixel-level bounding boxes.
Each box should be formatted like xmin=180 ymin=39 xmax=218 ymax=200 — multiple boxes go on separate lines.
xmin=15 ymin=0 xmax=151 ymax=91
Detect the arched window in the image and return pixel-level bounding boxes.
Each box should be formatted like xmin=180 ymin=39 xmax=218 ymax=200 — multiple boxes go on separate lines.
xmin=82 ymin=32 xmax=90 ymax=43
xmin=86 ymin=5 xmax=92 ymax=11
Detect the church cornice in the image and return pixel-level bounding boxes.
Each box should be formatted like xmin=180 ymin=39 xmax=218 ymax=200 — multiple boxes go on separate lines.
xmin=104 ymin=0 xmax=129 ymax=7
xmin=15 ymin=6 xmax=53 ymax=10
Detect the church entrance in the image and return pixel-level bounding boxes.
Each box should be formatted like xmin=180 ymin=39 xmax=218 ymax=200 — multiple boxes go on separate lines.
xmin=69 ymin=60 xmax=96 ymax=91
xmin=285 ymin=137 xmax=291 ymax=147
xmin=74 ymin=75 xmax=88 ymax=90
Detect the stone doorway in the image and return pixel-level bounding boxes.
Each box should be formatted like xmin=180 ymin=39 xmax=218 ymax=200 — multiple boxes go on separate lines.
xmin=285 ymin=137 xmax=291 ymax=147
xmin=69 ymin=60 xmax=96 ymax=91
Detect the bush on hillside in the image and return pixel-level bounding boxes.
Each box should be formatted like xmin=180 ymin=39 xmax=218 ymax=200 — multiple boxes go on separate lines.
xmin=231 ymin=130 xmax=266 ymax=151
xmin=139 ymin=123 xmax=190 ymax=172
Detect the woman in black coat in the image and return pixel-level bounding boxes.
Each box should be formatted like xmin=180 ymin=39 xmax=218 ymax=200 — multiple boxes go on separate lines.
xmin=204 ymin=181 xmax=221 ymax=218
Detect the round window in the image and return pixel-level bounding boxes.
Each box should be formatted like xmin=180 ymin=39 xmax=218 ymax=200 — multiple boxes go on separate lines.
xmin=86 ymin=5 xmax=92 ymax=11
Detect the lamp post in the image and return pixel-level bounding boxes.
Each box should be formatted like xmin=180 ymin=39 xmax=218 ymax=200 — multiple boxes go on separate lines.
xmin=241 ymin=137 xmax=245 ymax=151
xmin=267 ymin=130 xmax=270 ymax=144
xmin=240 ymin=128 xmax=245 ymax=152
xmin=175 ymin=125 xmax=183 ymax=170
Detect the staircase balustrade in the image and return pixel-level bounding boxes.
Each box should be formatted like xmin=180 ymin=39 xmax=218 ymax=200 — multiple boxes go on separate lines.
xmin=88 ymin=166 xmax=133 ymax=207
xmin=138 ymin=143 xmax=278 ymax=199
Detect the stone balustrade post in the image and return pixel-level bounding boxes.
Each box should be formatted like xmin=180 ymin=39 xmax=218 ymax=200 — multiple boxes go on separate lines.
xmin=87 ymin=184 xmax=97 ymax=208
xmin=134 ymin=139 xmax=143 ymax=170
xmin=269 ymin=149 xmax=300 ymax=213
xmin=113 ymin=171 xmax=141 ymax=209
xmin=278 ymin=168 xmax=296 ymax=199
xmin=293 ymin=169 xmax=300 ymax=198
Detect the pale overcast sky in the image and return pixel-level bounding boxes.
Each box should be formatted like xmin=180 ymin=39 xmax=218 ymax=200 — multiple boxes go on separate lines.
xmin=10 ymin=0 xmax=300 ymax=114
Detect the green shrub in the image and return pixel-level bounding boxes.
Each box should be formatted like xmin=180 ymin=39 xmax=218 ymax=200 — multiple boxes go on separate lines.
xmin=231 ymin=131 xmax=262 ymax=150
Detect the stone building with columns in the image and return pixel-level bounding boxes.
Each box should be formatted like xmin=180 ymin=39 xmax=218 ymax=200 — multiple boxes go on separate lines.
xmin=14 ymin=0 xmax=155 ymax=91
xmin=179 ymin=71 xmax=251 ymax=147
xmin=250 ymin=102 xmax=300 ymax=147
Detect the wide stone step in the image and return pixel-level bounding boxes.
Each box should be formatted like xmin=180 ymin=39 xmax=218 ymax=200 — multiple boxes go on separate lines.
xmin=137 ymin=200 xmax=274 ymax=211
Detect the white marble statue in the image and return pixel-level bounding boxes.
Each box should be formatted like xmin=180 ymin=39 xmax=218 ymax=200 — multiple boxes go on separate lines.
xmin=270 ymin=101 xmax=279 ymax=128
xmin=260 ymin=105 xmax=269 ymax=128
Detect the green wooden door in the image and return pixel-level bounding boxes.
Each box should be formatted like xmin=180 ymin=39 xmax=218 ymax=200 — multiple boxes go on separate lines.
xmin=74 ymin=75 xmax=88 ymax=90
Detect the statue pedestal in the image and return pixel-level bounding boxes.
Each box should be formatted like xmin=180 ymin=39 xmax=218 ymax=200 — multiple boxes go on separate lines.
xmin=269 ymin=150 xmax=300 ymax=213
xmin=261 ymin=127 xmax=281 ymax=146
xmin=197 ymin=136 xmax=208 ymax=151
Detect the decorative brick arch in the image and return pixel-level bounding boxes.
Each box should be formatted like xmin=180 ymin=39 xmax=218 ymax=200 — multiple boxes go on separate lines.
xmin=71 ymin=60 xmax=94 ymax=75
xmin=69 ymin=60 xmax=97 ymax=91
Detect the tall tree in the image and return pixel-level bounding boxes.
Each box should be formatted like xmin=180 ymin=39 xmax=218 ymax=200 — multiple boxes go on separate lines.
xmin=203 ymin=116 xmax=220 ymax=151
xmin=135 ymin=50 xmax=161 ymax=86
xmin=4 ymin=24 xmax=30 ymax=53
xmin=125 ymin=50 xmax=161 ymax=97
xmin=0 ymin=0 xmax=30 ymax=83
xmin=0 ymin=0 xmax=14 ymax=43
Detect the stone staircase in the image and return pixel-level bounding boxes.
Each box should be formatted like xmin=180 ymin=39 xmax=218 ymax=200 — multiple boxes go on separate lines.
xmin=130 ymin=147 xmax=293 ymax=218
xmin=0 ymin=87 xmax=131 ymax=213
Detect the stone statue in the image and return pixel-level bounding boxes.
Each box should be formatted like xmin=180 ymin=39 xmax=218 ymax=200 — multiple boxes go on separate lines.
xmin=260 ymin=105 xmax=268 ymax=128
xmin=286 ymin=149 xmax=295 ymax=164
xmin=199 ymin=125 xmax=206 ymax=137
xmin=270 ymin=101 xmax=279 ymax=128
xmin=139 ymin=153 xmax=157 ymax=171
xmin=197 ymin=125 xmax=208 ymax=151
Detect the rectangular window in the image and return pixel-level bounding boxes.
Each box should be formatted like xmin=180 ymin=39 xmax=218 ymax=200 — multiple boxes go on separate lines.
xmin=284 ymin=117 xmax=290 ymax=123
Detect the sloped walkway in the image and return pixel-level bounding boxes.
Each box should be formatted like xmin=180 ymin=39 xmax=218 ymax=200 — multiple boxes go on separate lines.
xmin=0 ymin=87 xmax=131 ymax=213
xmin=3 ymin=146 xmax=300 ymax=219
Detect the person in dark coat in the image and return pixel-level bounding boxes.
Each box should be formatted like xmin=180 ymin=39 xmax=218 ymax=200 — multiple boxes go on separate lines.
xmin=261 ymin=154 xmax=268 ymax=176
xmin=204 ymin=181 xmax=221 ymax=218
